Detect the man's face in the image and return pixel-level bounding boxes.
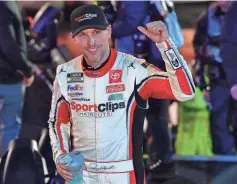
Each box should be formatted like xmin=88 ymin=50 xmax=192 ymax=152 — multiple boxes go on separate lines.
xmin=73 ymin=25 xmax=111 ymax=65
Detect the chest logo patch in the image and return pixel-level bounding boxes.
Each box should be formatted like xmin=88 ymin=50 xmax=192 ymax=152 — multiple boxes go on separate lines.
xmin=108 ymin=93 xmax=124 ymax=101
xmin=106 ymin=84 xmax=125 ymax=94
xmin=67 ymin=84 xmax=83 ymax=91
xmin=67 ymin=73 xmax=84 ymax=83
xmin=109 ymin=70 xmax=122 ymax=83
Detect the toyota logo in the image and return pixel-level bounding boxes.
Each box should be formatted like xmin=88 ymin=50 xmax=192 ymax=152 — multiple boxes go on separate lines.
xmin=111 ymin=72 xmax=120 ymax=80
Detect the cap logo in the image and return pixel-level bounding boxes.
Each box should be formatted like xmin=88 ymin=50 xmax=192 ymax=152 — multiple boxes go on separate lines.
xmin=75 ymin=13 xmax=97 ymax=22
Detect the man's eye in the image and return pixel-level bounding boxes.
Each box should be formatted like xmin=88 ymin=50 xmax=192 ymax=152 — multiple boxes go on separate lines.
xmin=94 ymin=31 xmax=101 ymax=35
xmin=79 ymin=33 xmax=86 ymax=37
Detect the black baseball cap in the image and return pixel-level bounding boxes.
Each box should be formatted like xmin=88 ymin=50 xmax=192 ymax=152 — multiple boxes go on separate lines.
xmin=70 ymin=4 xmax=109 ymax=37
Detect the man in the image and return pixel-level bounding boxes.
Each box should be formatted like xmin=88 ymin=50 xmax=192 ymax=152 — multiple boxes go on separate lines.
xmin=208 ymin=3 xmax=237 ymax=184
xmin=193 ymin=1 xmax=235 ymax=155
xmin=0 ymin=1 xmax=34 ymax=156
xmin=48 ymin=4 xmax=195 ymax=184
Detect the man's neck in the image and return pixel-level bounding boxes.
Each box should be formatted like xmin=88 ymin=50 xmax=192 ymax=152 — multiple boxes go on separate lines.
xmin=83 ymin=46 xmax=111 ymax=70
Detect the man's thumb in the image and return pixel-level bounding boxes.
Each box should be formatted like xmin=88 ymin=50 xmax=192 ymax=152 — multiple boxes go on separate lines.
xmin=137 ymin=26 xmax=149 ymax=37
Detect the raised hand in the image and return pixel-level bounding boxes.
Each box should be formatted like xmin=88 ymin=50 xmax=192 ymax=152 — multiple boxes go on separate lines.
xmin=137 ymin=21 xmax=168 ymax=43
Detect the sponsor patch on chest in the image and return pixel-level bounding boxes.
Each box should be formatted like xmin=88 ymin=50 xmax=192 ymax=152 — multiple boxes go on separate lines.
xmin=108 ymin=93 xmax=124 ymax=101
xmin=67 ymin=92 xmax=83 ymax=97
xmin=70 ymin=101 xmax=125 ymax=118
xmin=109 ymin=70 xmax=122 ymax=83
xmin=106 ymin=84 xmax=125 ymax=94
xmin=67 ymin=73 xmax=84 ymax=83
xmin=164 ymin=49 xmax=182 ymax=70
xmin=67 ymin=84 xmax=83 ymax=91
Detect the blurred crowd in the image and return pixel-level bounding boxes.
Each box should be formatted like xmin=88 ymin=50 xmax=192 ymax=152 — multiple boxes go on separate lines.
xmin=0 ymin=0 xmax=237 ymax=183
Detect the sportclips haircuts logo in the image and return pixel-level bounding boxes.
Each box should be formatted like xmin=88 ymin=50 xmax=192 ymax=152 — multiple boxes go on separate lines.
xmin=70 ymin=101 xmax=125 ymax=118
xmin=74 ymin=13 xmax=97 ymax=22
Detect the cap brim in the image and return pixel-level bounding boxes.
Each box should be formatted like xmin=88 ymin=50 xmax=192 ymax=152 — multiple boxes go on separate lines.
xmin=72 ymin=24 xmax=108 ymax=37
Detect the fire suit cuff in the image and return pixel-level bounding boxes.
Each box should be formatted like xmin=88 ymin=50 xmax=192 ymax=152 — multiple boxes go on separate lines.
xmin=156 ymin=37 xmax=174 ymax=50
xmin=54 ymin=151 xmax=65 ymax=163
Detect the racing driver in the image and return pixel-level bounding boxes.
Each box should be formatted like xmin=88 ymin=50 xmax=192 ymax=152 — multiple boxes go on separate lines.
xmin=48 ymin=4 xmax=195 ymax=184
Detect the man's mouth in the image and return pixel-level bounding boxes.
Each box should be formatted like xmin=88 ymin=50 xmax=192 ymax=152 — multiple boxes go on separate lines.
xmin=88 ymin=48 xmax=97 ymax=52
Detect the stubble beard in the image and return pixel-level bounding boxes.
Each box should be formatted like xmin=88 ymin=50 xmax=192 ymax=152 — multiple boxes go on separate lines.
xmin=85 ymin=46 xmax=110 ymax=67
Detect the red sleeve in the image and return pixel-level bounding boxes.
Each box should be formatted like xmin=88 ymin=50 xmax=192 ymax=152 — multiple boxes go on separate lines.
xmin=136 ymin=39 xmax=195 ymax=102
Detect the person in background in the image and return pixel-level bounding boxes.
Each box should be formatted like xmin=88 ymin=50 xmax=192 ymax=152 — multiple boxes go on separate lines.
xmin=193 ymin=1 xmax=235 ymax=155
xmin=0 ymin=1 xmax=34 ymax=156
xmin=207 ymin=4 xmax=237 ymax=184
xmin=175 ymin=60 xmax=213 ymax=156
xmin=220 ymin=1 xmax=237 ymax=146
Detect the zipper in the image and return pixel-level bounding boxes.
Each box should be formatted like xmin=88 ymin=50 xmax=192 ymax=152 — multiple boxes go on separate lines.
xmin=94 ymin=78 xmax=97 ymax=160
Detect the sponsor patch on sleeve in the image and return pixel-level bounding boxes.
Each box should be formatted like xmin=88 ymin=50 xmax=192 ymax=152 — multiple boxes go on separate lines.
xmin=164 ymin=49 xmax=182 ymax=70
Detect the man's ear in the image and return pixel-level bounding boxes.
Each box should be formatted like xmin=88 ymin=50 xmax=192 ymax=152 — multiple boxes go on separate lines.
xmin=71 ymin=33 xmax=76 ymax=42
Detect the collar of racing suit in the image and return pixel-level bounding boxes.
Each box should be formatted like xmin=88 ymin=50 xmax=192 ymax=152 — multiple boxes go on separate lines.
xmin=82 ymin=49 xmax=111 ymax=70
xmin=82 ymin=48 xmax=117 ymax=78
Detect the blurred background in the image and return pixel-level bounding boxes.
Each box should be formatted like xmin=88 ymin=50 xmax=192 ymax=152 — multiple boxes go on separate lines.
xmin=18 ymin=1 xmax=210 ymax=60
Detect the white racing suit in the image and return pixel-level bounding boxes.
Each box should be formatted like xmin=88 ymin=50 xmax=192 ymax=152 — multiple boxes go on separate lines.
xmin=48 ymin=38 xmax=195 ymax=184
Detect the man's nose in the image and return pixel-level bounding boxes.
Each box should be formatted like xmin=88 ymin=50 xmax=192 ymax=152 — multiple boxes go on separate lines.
xmin=87 ymin=35 xmax=96 ymax=45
